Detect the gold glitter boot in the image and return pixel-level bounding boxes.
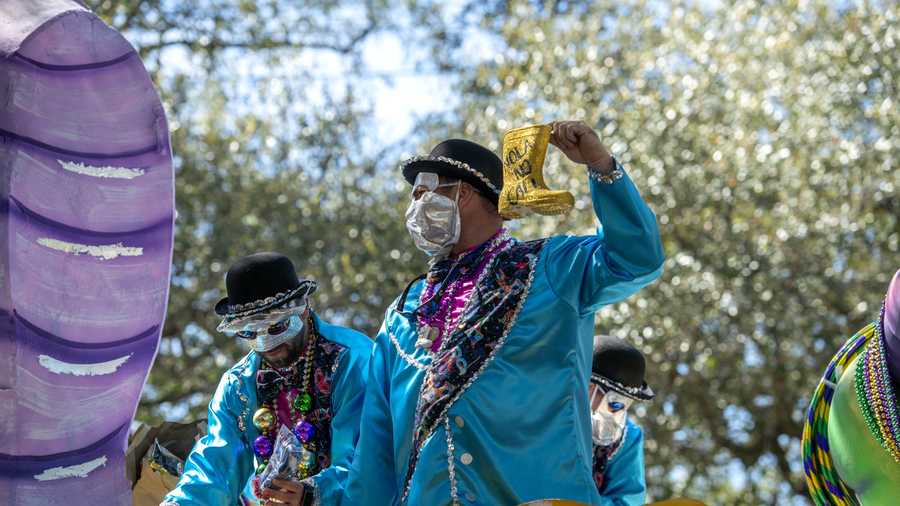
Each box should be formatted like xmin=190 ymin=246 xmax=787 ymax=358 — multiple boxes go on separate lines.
xmin=499 ymin=124 xmax=575 ymax=219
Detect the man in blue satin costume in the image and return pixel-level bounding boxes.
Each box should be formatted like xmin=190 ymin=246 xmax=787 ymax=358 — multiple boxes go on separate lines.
xmin=343 ymin=120 xmax=665 ymax=505
xmin=162 ymin=253 xmax=371 ymax=506
xmin=589 ymin=335 xmax=655 ymax=506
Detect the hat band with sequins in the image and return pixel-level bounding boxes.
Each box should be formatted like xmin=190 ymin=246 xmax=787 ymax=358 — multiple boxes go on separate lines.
xmin=590 ymin=373 xmax=655 ymax=401
xmin=219 ymin=280 xmax=317 ymax=320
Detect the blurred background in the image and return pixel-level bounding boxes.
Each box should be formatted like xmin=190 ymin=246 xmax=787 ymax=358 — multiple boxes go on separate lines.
xmin=86 ymin=0 xmax=898 ymax=504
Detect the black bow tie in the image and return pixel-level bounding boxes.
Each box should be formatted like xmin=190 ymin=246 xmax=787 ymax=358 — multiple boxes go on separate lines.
xmin=256 ymin=365 xmax=300 ymax=403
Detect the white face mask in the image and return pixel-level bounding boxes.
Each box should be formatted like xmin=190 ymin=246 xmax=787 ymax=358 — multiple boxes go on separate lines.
xmin=405 ymin=172 xmax=461 ymax=258
xmin=590 ymin=387 xmax=633 ymax=447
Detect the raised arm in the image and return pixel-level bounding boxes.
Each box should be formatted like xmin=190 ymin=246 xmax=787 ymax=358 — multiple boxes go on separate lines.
xmin=543 ymin=121 xmax=664 ymax=315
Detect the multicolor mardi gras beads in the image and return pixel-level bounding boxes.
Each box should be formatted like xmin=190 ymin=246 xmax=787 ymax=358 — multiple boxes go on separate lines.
xmin=856 ymin=303 xmax=900 ymax=465
xmin=252 ymin=318 xmax=320 ymax=480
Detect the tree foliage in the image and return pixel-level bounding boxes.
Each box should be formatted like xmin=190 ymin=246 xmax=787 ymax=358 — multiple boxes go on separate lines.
xmin=87 ymin=0 xmax=428 ymax=421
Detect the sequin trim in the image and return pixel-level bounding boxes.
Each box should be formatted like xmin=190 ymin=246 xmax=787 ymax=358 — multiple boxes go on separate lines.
xmin=444 ymin=417 xmax=461 ymax=506
xmin=590 ymin=373 xmax=654 ymax=400
xmin=222 ymin=280 xmax=316 ymax=318
xmin=390 ymin=328 xmax=430 ymax=370
xmin=232 ymin=364 xmax=252 ymax=434
xmin=401 ymin=155 xmax=500 ymax=194
xmin=587 ymin=160 xmax=625 ymax=184
xmin=237 ymin=391 xmax=249 ymax=433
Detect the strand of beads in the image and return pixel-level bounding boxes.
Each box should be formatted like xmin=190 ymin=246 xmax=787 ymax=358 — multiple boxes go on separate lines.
xmin=416 ymin=230 xmax=511 ymax=352
xmin=291 ymin=326 xmax=319 ymax=479
xmin=856 ymin=303 xmax=900 ymax=464
xmin=252 ymin=317 xmax=320 ymax=479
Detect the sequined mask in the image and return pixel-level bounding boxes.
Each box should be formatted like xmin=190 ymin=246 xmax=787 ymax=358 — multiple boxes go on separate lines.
xmin=590 ymin=388 xmax=633 ymax=447
xmin=242 ymin=314 xmax=304 ymax=353
xmin=220 ymin=303 xmax=307 ymax=353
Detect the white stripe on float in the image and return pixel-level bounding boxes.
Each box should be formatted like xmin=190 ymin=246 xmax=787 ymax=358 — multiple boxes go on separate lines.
xmin=58 ymin=159 xmax=144 ymax=179
xmin=33 ymin=456 xmax=108 ymax=481
xmin=38 ymin=354 xmax=132 ymax=376
xmin=36 ymin=238 xmax=143 ymax=260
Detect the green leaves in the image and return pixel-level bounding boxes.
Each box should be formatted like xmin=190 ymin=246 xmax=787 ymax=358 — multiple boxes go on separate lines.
xmin=87 ymin=0 xmax=423 ymax=423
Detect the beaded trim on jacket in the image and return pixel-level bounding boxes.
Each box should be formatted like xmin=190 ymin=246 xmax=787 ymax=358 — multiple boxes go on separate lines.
xmin=587 ymin=159 xmax=625 ymax=184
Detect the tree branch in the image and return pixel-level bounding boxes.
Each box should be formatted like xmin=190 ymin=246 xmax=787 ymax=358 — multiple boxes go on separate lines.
xmin=137 ymin=25 xmax=377 ymax=57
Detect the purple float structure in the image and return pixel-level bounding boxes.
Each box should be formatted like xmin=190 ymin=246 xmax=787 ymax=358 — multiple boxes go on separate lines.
xmin=0 ymin=1 xmax=175 ymax=504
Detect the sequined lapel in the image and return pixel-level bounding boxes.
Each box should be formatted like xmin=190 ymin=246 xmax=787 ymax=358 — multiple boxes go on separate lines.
xmin=303 ymin=333 xmax=345 ymax=471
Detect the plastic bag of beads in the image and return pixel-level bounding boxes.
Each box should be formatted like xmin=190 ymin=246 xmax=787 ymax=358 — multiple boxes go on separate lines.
xmin=257 ymin=425 xmax=303 ymax=491
xmin=146 ymin=439 xmax=184 ymax=477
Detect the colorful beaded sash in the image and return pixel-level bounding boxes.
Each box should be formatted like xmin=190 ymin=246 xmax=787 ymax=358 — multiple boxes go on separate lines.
xmin=400 ymin=238 xmax=545 ymax=501
xmin=802 ymin=322 xmax=874 ymax=506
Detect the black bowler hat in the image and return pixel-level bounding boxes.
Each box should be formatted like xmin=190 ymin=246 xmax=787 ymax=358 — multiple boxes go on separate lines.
xmin=400 ymin=139 xmax=503 ymax=205
xmin=591 ymin=335 xmax=655 ymax=401
xmin=214 ymin=252 xmax=317 ymax=319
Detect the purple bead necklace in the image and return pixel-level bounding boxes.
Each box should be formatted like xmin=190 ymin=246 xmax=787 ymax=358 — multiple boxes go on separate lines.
xmin=415 ymin=230 xmax=511 ymax=351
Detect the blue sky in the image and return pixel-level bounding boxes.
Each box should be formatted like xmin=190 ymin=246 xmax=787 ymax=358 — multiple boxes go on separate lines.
xmin=151 ymin=0 xmax=503 ymax=159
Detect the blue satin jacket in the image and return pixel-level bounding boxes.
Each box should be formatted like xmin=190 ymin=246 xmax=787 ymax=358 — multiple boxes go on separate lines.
xmin=598 ymin=419 xmax=646 ymax=506
xmin=343 ymin=165 xmax=664 ymax=506
xmin=162 ymin=315 xmax=372 ymax=505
